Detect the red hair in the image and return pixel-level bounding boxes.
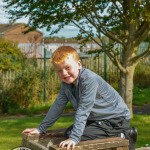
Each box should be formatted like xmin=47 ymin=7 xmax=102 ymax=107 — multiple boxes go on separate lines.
xmin=52 ymin=46 xmax=80 ymax=64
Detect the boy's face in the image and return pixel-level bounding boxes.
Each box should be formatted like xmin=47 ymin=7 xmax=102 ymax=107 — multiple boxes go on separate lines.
xmin=53 ymin=55 xmax=82 ymax=84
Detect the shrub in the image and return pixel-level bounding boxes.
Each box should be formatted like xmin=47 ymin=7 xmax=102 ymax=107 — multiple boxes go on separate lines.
xmin=0 ymin=67 xmax=60 ymax=113
xmin=0 ymin=38 xmax=25 ymax=71
xmin=134 ymin=63 xmax=150 ymax=88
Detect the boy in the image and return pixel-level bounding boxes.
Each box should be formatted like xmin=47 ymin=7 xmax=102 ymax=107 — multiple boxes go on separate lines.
xmin=23 ymin=46 xmax=136 ymax=150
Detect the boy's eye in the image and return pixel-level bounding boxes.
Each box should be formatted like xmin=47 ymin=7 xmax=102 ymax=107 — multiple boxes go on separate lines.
xmin=66 ymin=66 xmax=70 ymax=70
xmin=57 ymin=69 xmax=62 ymax=73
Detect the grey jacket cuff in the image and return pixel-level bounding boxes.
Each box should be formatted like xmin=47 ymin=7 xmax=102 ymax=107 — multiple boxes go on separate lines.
xmin=37 ymin=127 xmax=46 ymax=134
xmin=69 ymin=136 xmax=80 ymax=144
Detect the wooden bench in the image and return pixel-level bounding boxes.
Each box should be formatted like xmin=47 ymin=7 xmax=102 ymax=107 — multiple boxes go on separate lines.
xmin=22 ymin=128 xmax=129 ymax=150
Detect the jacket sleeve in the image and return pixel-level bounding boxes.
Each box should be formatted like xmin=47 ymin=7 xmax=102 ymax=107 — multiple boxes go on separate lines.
xmin=69 ymin=76 xmax=98 ymax=143
xmin=37 ymin=84 xmax=68 ymax=133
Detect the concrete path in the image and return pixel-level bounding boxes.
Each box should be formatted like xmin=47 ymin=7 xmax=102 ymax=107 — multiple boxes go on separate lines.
xmin=136 ymin=147 xmax=150 ymax=150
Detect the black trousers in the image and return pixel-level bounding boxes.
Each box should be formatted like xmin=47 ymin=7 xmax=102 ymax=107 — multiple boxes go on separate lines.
xmin=64 ymin=117 xmax=130 ymax=141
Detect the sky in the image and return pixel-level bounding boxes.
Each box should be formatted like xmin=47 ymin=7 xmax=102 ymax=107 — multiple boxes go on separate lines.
xmin=0 ymin=0 xmax=79 ymax=38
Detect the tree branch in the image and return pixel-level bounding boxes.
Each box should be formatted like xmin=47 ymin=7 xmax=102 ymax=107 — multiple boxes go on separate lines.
xmin=130 ymin=43 xmax=150 ymax=64
xmin=72 ymin=20 xmax=102 ymax=48
xmin=111 ymin=0 xmax=125 ymax=21
xmin=114 ymin=56 xmax=127 ymax=73
xmin=134 ymin=21 xmax=150 ymax=46
xmin=86 ymin=4 xmax=103 ymax=41
xmin=105 ymin=49 xmax=127 ymax=73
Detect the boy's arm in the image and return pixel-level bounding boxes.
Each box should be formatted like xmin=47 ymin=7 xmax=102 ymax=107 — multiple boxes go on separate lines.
xmin=69 ymin=77 xmax=98 ymax=143
xmin=37 ymin=86 xmax=68 ymax=133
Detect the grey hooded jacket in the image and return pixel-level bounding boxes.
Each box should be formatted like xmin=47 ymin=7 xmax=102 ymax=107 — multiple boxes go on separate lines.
xmin=38 ymin=67 xmax=130 ymax=143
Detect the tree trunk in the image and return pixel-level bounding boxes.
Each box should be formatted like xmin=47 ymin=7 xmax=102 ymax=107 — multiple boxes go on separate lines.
xmin=119 ymin=65 xmax=136 ymax=118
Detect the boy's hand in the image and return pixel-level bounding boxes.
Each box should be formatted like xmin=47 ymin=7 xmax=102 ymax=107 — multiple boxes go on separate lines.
xmin=22 ymin=128 xmax=40 ymax=135
xmin=59 ymin=138 xmax=76 ymax=150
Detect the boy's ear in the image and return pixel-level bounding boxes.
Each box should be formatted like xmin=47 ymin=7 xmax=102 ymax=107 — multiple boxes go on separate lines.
xmin=78 ymin=60 xmax=82 ymax=69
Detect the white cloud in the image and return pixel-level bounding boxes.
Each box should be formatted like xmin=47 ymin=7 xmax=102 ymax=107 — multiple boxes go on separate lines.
xmin=47 ymin=27 xmax=79 ymax=38
xmin=43 ymin=24 xmax=79 ymax=37
xmin=63 ymin=25 xmax=78 ymax=30
xmin=41 ymin=26 xmax=79 ymax=38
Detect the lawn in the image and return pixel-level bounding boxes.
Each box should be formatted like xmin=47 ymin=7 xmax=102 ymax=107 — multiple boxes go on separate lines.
xmin=0 ymin=115 xmax=73 ymax=150
xmin=131 ymin=115 xmax=150 ymax=147
xmin=0 ymin=114 xmax=150 ymax=150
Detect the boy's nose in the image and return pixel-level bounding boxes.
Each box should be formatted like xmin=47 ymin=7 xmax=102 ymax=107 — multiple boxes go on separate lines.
xmin=62 ymin=69 xmax=68 ymax=75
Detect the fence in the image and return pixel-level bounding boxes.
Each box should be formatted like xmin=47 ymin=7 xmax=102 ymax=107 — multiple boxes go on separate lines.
xmin=0 ymin=67 xmax=60 ymax=113
xmin=0 ymin=51 xmax=149 ymax=113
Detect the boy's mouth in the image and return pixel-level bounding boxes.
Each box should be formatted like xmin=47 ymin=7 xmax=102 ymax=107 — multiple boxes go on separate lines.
xmin=64 ymin=76 xmax=71 ymax=80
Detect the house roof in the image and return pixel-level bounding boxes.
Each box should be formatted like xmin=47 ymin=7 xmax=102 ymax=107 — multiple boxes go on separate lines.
xmin=0 ymin=23 xmax=42 ymax=34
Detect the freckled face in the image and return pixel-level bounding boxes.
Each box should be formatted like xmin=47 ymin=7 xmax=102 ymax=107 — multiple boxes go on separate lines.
xmin=53 ymin=55 xmax=82 ymax=84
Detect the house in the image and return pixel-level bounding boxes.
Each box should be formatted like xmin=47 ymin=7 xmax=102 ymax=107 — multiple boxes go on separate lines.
xmin=0 ymin=23 xmax=43 ymax=58
xmin=0 ymin=24 xmax=101 ymax=58
xmin=0 ymin=23 xmax=42 ymax=43
xmin=44 ymin=37 xmax=101 ymax=53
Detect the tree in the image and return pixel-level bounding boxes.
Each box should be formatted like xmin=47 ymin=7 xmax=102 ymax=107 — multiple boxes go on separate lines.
xmin=0 ymin=38 xmax=25 ymax=71
xmin=4 ymin=0 xmax=150 ymax=117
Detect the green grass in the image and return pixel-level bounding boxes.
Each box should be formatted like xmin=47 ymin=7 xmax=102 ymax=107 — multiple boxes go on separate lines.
xmin=131 ymin=115 xmax=150 ymax=147
xmin=0 ymin=115 xmax=73 ymax=150
xmin=0 ymin=114 xmax=150 ymax=150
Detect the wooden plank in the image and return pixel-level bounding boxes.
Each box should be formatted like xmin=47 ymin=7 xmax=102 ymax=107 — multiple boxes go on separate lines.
xmin=22 ymin=129 xmax=129 ymax=150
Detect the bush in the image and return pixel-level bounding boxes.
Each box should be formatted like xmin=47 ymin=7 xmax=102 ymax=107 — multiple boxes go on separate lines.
xmin=0 ymin=38 xmax=25 ymax=71
xmin=133 ymin=86 xmax=150 ymax=105
xmin=0 ymin=67 xmax=60 ymax=114
xmin=134 ymin=64 xmax=150 ymax=88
